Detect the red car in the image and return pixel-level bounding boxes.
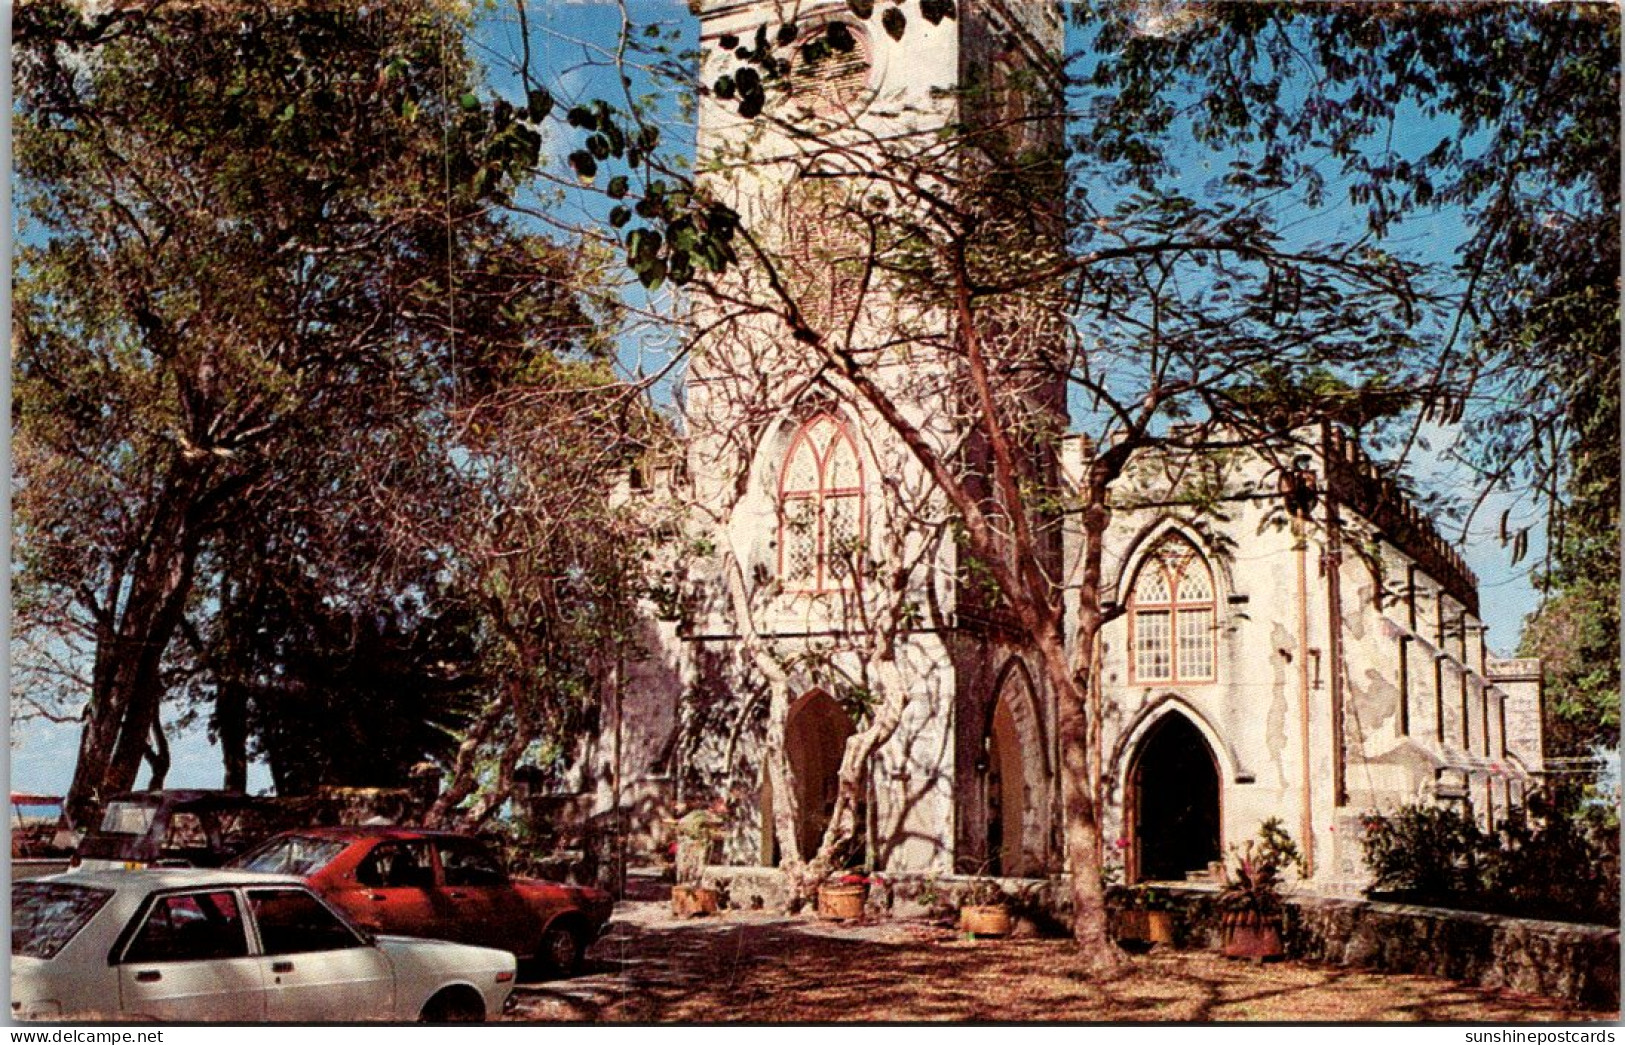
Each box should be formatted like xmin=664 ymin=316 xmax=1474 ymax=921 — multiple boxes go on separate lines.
xmin=230 ymin=826 xmax=613 ymax=974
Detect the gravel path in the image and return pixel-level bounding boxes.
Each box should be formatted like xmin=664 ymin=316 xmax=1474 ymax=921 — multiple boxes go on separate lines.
xmin=504 ymin=901 xmax=1614 ymax=1023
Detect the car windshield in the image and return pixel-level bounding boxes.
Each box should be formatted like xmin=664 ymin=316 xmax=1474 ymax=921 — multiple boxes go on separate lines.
xmin=232 ymin=835 xmax=349 ymax=875
xmin=98 ymin=801 xmax=157 ymax=836
xmin=13 ymin=882 xmax=114 ymax=960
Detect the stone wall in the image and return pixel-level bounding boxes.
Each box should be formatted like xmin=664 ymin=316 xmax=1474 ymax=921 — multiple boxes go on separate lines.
xmin=696 ymin=867 xmax=1619 ymax=1009
xmin=1285 ymin=895 xmax=1619 ymax=1011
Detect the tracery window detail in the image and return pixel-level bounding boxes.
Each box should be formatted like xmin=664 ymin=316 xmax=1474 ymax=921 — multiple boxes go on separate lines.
xmin=779 ymin=415 xmax=863 ymax=592
xmin=1129 ymin=538 xmax=1216 ymax=683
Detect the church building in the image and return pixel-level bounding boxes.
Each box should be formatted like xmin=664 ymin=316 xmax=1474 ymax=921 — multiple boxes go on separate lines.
xmin=556 ymin=0 xmax=1545 ymax=894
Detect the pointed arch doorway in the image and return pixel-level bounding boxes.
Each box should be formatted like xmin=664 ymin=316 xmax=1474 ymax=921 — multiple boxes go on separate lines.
xmin=1128 ymin=712 xmax=1221 ymax=882
xmin=983 ymin=663 xmax=1048 ymax=877
xmin=762 ymin=690 xmax=855 ymax=864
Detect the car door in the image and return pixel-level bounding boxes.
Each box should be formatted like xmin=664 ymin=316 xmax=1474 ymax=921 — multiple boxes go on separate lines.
xmin=116 ymin=889 xmax=266 ymax=1021
xmin=246 ymin=887 xmax=395 ymax=1022
xmin=432 ymin=837 xmax=540 ymax=954
xmin=330 ymin=840 xmax=439 ymax=940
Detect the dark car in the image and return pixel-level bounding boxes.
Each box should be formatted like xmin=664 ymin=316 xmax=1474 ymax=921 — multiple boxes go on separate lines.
xmin=229 ymin=826 xmax=615 ymax=974
xmin=72 ymin=790 xmax=288 ymax=873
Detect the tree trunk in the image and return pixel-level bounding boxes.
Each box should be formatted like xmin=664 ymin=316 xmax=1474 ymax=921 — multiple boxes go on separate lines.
xmin=803 ymin=658 xmax=909 ymax=886
xmin=424 ymin=700 xmax=507 ymax=826
xmin=217 ymin=682 xmax=249 ymax=792
xmin=66 ymin=466 xmax=208 ymax=825
xmin=143 ymin=722 xmax=171 ymax=791
xmin=1055 ymin=488 xmax=1124 ymax=974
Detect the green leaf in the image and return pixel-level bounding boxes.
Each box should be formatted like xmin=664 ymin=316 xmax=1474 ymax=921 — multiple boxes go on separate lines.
xmin=606 ymin=175 xmax=630 ymax=199
xmin=846 ymin=0 xmax=874 ymax=19
xmin=920 ymin=0 xmax=955 ymax=25
xmin=609 ymin=205 xmax=632 ymax=228
xmin=587 ymin=134 xmax=610 ymax=160
xmin=526 ymin=87 xmax=553 ymax=122
xmin=881 ymin=7 xmax=906 ymax=41
xmin=738 ymin=88 xmax=764 ymax=119
xmin=459 ymin=91 xmax=481 ymax=111
xmin=713 ymin=75 xmax=736 ymax=100
xmin=567 ymin=106 xmax=597 ymax=130
xmin=636 ymin=257 xmax=667 ymax=290
xmin=719 ymin=33 xmax=739 ymax=50
xmin=827 ymin=22 xmax=857 ymax=53
xmin=627 ymin=227 xmax=663 ymax=262
xmin=777 ymin=23 xmax=799 ymax=45
xmin=568 ymin=150 xmax=597 ymax=181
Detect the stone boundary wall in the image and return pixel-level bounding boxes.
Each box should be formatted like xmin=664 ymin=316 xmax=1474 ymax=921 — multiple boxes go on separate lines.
xmin=696 ymin=867 xmax=1619 ymax=1009
xmin=1284 ymin=895 xmax=1619 ymax=1011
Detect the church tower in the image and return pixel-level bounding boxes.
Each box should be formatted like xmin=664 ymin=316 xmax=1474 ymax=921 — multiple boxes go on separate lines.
xmin=678 ymin=0 xmax=1069 ymax=876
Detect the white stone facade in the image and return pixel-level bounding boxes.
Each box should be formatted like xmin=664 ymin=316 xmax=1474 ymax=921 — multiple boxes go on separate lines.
xmin=552 ymin=0 xmax=1543 ymax=889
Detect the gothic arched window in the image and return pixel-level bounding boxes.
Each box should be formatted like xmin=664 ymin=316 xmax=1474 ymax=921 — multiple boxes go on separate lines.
xmin=779 ymin=415 xmax=863 ymax=592
xmin=1129 ymin=538 xmax=1216 ymax=683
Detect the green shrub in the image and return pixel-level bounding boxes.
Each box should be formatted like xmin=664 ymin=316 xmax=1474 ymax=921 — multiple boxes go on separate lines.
xmin=1359 ymin=799 xmax=1619 ymax=925
xmin=1358 ymin=803 xmax=1491 ymax=900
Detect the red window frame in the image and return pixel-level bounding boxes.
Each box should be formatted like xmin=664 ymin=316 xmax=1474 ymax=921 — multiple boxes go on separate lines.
xmin=778 ymin=414 xmax=865 ymax=593
xmin=1128 ymin=540 xmax=1217 ymax=685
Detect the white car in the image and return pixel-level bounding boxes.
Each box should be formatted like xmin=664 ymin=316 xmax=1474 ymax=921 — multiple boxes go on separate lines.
xmin=12 ymin=869 xmax=517 ymax=1022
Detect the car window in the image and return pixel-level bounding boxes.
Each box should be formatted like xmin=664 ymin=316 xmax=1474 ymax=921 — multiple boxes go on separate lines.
xmin=216 ymin=807 xmax=278 ymax=850
xmin=233 ymin=836 xmax=349 ymax=876
xmin=248 ymin=889 xmax=365 ymax=955
xmin=99 ymin=801 xmax=157 ymax=836
xmin=123 ymin=891 xmax=249 ymax=964
xmin=438 ymin=839 xmax=507 ymax=887
xmin=356 ymin=841 xmax=434 ymax=889
xmin=12 ymin=881 xmax=114 ymax=960
xmin=164 ymin=812 xmax=208 ymax=849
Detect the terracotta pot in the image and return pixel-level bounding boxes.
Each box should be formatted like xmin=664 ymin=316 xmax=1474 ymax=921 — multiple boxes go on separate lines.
xmin=959 ymin=903 xmax=1013 ymax=937
xmin=818 ymin=882 xmax=868 ymax=920
xmin=1145 ymin=909 xmax=1177 ymax=946
xmin=1115 ymin=908 xmax=1149 ymax=940
xmin=1220 ymin=913 xmax=1283 ymax=961
xmin=672 ymin=884 xmax=720 ymax=918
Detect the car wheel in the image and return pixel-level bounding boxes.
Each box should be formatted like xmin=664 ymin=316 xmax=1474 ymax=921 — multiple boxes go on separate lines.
xmin=419 ymin=987 xmax=486 ymax=1023
xmin=538 ymin=922 xmax=585 ymax=976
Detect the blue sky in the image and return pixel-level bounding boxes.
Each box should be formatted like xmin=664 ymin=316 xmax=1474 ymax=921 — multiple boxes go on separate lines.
xmin=8 ymin=1 xmax=1547 ymax=799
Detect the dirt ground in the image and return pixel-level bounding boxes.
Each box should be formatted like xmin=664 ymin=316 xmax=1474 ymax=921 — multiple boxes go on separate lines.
xmin=505 ymin=900 xmax=1617 ymax=1023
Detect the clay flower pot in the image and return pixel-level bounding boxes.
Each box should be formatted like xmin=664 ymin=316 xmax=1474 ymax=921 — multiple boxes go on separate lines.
xmin=1145 ymin=909 xmax=1177 ymax=946
xmin=672 ymin=883 xmax=720 ymax=918
xmin=1220 ymin=912 xmax=1284 ymax=961
xmin=959 ymin=903 xmax=1013 ymax=937
xmin=818 ymin=881 xmax=868 ymax=920
xmin=1115 ymin=908 xmax=1149 ymax=941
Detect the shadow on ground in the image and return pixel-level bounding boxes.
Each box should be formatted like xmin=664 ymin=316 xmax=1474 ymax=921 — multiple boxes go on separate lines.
xmin=506 ymin=903 xmax=1614 ymax=1023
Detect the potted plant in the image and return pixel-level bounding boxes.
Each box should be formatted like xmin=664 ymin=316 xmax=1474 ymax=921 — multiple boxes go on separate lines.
xmin=669 ymin=802 xmax=726 ymax=917
xmin=1216 ymin=818 xmax=1303 ymax=961
xmin=1136 ymin=886 xmax=1179 ymax=945
xmin=817 ymin=872 xmax=875 ymax=920
xmin=958 ymin=875 xmax=1012 ymax=937
xmin=1109 ymin=884 xmax=1177 ymax=946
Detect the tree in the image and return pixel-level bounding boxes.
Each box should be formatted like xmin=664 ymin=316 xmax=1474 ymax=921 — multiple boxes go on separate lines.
xmin=12 ymin=0 xmax=627 ymax=822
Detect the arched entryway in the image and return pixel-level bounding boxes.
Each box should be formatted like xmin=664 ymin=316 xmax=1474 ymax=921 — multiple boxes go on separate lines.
xmin=763 ymin=690 xmax=854 ymax=863
xmin=986 ymin=697 xmax=1023 ymax=875
xmin=983 ymin=662 xmax=1047 ymax=876
xmin=1128 ymin=712 xmax=1221 ymax=882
